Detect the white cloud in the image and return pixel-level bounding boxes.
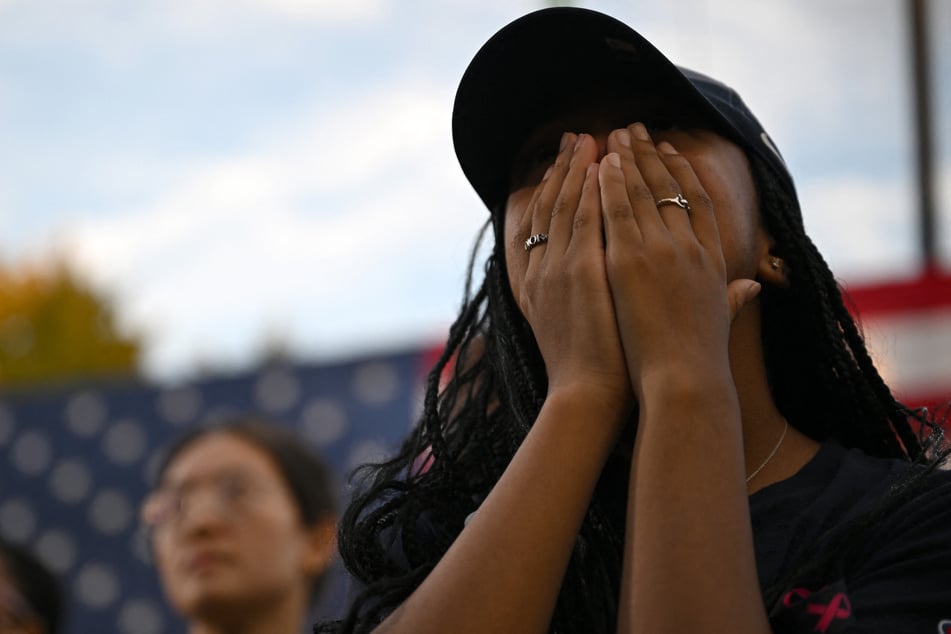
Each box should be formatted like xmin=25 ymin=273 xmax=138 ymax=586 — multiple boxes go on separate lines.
xmin=242 ymin=0 xmax=388 ymax=21
xmin=798 ymin=174 xmax=919 ymax=281
xmin=5 ymin=0 xmax=942 ymax=381
xmin=651 ymin=0 xmax=909 ymax=151
xmin=62 ymin=76 xmax=485 ymax=379
xmin=0 ymin=0 xmax=391 ymax=70
xmin=155 ymin=0 xmax=391 ymax=34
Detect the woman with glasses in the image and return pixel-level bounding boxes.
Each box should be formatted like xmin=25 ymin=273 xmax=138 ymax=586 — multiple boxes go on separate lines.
xmin=142 ymin=418 xmax=336 ymax=634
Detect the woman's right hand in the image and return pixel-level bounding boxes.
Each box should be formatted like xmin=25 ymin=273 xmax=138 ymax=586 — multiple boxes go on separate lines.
xmin=508 ymin=132 xmax=632 ymax=421
xmin=373 ymin=133 xmax=635 ymax=634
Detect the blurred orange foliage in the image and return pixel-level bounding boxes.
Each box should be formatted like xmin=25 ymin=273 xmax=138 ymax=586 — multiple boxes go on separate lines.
xmin=0 ymin=260 xmax=140 ymax=388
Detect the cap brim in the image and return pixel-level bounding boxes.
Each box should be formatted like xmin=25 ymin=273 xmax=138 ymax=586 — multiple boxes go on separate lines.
xmin=452 ymin=7 xmax=745 ymax=213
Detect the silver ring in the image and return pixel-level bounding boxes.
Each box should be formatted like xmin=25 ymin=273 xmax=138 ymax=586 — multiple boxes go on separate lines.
xmin=655 ymin=193 xmax=690 ymax=211
xmin=524 ymin=233 xmax=549 ymax=251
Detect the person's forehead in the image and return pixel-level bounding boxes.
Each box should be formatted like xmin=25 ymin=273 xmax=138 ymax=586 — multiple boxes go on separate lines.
xmin=161 ymin=433 xmax=277 ymax=486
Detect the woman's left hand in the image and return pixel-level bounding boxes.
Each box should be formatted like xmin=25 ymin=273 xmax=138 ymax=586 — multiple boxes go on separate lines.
xmin=606 ymin=123 xmax=773 ymax=634
xmin=597 ymin=123 xmax=760 ymax=398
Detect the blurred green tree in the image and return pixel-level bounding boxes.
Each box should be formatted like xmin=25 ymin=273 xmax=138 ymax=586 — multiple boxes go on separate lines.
xmin=0 ymin=261 xmax=140 ymax=387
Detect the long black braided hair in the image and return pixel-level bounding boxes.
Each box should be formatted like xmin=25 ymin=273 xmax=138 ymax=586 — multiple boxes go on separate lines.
xmin=319 ymin=147 xmax=947 ymax=633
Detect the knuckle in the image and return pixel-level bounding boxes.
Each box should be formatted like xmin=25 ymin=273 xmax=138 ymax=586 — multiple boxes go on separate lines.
xmin=572 ymin=212 xmax=588 ymax=231
xmin=629 ymin=183 xmax=654 ymax=203
xmin=566 ymin=254 xmax=593 ymax=278
xmin=693 ymin=190 xmax=714 ymax=210
xmin=661 ymin=152 xmax=690 ymax=167
xmin=521 ymin=272 xmax=540 ymax=296
xmin=605 ymin=251 xmax=629 ymax=276
xmin=646 ymin=239 xmax=676 ymax=263
xmin=534 ymin=195 xmax=554 ymax=218
xmin=682 ymin=240 xmax=706 ymax=264
xmin=551 ymin=265 xmax=572 ymax=288
xmin=662 ymin=179 xmax=680 ymax=196
xmin=605 ymin=200 xmax=631 ymax=220
xmin=606 ymin=244 xmax=634 ymax=267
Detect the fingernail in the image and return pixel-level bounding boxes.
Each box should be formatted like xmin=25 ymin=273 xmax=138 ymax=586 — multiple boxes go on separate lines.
xmin=747 ymin=282 xmax=762 ymax=301
xmin=632 ymin=123 xmax=650 ymax=141
xmin=574 ymin=133 xmax=586 ymax=151
xmin=657 ymin=141 xmax=678 ymax=155
xmin=542 ymin=165 xmax=553 ymax=181
xmin=560 ymin=132 xmax=571 ymax=152
xmin=606 ymin=153 xmax=621 ymax=168
xmin=617 ymin=129 xmax=631 ymax=148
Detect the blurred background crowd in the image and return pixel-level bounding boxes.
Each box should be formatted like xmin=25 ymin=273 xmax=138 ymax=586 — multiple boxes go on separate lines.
xmin=1 ymin=0 xmax=949 ymax=632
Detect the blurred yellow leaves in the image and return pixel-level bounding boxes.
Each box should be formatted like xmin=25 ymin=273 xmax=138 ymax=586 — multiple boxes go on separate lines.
xmin=0 ymin=261 xmax=140 ymax=388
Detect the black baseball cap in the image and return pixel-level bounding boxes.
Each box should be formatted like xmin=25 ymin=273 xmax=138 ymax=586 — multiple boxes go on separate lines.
xmin=452 ymin=7 xmax=796 ymax=213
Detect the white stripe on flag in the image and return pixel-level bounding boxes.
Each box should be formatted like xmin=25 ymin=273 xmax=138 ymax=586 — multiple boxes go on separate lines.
xmin=861 ymin=307 xmax=951 ymax=401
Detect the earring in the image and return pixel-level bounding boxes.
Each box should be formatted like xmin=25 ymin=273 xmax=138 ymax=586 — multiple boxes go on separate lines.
xmin=769 ymin=256 xmax=783 ymax=271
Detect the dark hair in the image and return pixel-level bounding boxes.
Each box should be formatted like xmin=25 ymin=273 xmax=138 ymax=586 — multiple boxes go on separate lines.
xmin=323 ymin=144 xmax=947 ymax=633
xmin=152 ymin=417 xmax=337 ymax=597
xmin=745 ymin=153 xmax=949 ymax=608
xmin=0 ymin=537 xmax=63 ymax=634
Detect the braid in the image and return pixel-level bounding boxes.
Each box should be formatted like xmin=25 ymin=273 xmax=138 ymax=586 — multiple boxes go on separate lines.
xmin=752 ymin=155 xmax=927 ymax=458
xmin=750 ymin=154 xmax=949 ymax=610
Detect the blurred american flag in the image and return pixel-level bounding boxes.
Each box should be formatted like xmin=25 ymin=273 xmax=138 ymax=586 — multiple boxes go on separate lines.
xmin=0 ymin=345 xmax=440 ymax=634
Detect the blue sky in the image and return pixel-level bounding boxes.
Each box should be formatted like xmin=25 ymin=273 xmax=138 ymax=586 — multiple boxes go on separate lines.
xmin=1 ymin=0 xmax=948 ymax=381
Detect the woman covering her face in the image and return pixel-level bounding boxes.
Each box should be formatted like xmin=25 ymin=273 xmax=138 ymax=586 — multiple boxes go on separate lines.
xmin=323 ymin=8 xmax=951 ymax=634
xmin=142 ymin=419 xmax=336 ymax=634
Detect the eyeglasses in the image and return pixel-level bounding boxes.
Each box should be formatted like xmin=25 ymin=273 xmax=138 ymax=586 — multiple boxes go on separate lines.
xmin=140 ymin=470 xmax=277 ymax=530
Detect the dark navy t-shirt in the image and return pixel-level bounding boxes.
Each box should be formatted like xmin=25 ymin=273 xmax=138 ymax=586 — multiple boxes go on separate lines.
xmin=359 ymin=441 xmax=951 ymax=632
xmin=752 ymin=441 xmax=951 ymax=632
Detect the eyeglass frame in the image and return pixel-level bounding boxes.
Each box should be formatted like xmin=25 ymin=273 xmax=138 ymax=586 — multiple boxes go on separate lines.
xmin=140 ymin=467 xmax=287 ymax=534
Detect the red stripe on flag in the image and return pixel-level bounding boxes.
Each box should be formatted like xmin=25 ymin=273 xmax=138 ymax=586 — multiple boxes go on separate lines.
xmin=842 ymin=265 xmax=951 ymax=317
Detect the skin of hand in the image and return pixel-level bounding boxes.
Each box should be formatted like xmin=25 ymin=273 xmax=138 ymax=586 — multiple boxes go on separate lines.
xmin=600 ymin=123 xmax=771 ymax=633
xmin=598 ymin=123 xmax=761 ymax=399
xmin=373 ymin=130 xmax=635 ymax=634
xmin=506 ymin=131 xmax=633 ymax=424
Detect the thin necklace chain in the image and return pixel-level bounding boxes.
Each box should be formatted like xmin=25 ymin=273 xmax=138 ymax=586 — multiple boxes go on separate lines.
xmin=746 ymin=419 xmax=789 ymax=483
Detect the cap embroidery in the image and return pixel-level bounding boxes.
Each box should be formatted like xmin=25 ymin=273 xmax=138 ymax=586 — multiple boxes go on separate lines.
xmin=938 ymin=619 xmax=951 ymax=634
xmin=760 ymin=132 xmax=787 ymax=167
xmin=777 ymin=585 xmax=853 ymax=633
xmin=603 ymin=37 xmax=640 ymax=58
